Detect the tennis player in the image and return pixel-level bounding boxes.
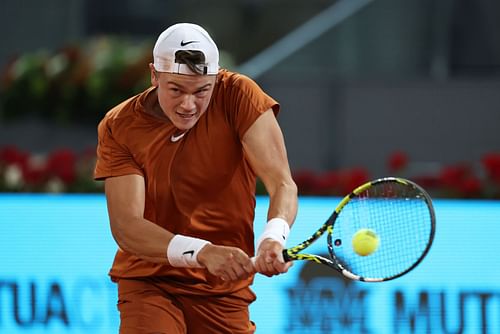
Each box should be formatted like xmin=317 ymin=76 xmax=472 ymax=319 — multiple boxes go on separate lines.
xmin=94 ymin=23 xmax=298 ymax=333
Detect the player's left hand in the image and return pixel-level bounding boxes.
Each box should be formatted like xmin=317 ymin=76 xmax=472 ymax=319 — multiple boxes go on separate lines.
xmin=198 ymin=244 xmax=255 ymax=281
xmin=253 ymin=239 xmax=293 ymax=277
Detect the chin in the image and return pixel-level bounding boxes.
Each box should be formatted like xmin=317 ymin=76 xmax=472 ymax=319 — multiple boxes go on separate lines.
xmin=174 ymin=120 xmax=197 ymax=131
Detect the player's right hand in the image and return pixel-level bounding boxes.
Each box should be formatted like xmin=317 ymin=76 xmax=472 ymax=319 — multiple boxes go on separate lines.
xmin=197 ymin=244 xmax=255 ymax=281
xmin=253 ymin=239 xmax=293 ymax=277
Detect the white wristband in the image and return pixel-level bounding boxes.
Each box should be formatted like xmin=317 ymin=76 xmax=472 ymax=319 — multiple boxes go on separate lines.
xmin=255 ymin=217 xmax=290 ymax=251
xmin=167 ymin=235 xmax=211 ymax=268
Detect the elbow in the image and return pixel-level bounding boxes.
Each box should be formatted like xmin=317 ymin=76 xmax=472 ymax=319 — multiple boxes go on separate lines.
xmin=269 ymin=177 xmax=298 ymax=198
xmin=289 ymin=178 xmax=298 ymax=195
xmin=283 ymin=173 xmax=298 ymax=194
xmin=283 ymin=179 xmax=298 ymax=198
xmin=109 ymin=217 xmax=134 ymax=254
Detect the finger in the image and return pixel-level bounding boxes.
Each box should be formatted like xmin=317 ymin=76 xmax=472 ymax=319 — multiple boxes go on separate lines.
xmin=252 ymin=255 xmax=266 ymax=270
xmin=216 ymin=270 xmax=228 ymax=282
xmin=233 ymin=252 xmax=255 ymax=274
xmin=242 ymin=259 xmax=256 ymax=275
xmin=232 ymin=263 xmax=247 ymax=279
xmin=257 ymin=250 xmax=290 ymax=276
xmin=261 ymin=256 xmax=278 ymax=276
xmin=226 ymin=267 xmax=239 ymax=281
xmin=264 ymin=250 xmax=277 ymax=263
xmin=253 ymin=253 xmax=280 ymax=276
xmin=273 ymin=258 xmax=293 ymax=273
xmin=252 ymin=256 xmax=269 ymax=275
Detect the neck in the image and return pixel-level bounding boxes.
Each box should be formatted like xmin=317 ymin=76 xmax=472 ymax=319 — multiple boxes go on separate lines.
xmin=145 ymin=88 xmax=170 ymax=121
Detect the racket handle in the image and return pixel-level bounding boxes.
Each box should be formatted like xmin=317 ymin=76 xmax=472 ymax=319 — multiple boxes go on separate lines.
xmin=250 ymin=249 xmax=289 ymax=266
xmin=282 ymin=249 xmax=291 ymax=262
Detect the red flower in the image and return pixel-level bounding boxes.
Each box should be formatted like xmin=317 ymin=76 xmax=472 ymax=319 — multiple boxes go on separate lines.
xmin=314 ymin=171 xmax=340 ymax=195
xmin=458 ymin=176 xmax=482 ymax=197
xmin=482 ymin=153 xmax=500 ymax=184
xmin=0 ymin=146 xmax=28 ymax=167
xmin=337 ymin=168 xmax=370 ymax=195
xmin=293 ymin=170 xmax=319 ymax=195
xmin=413 ymin=175 xmax=441 ymax=189
xmin=23 ymin=162 xmax=48 ymax=186
xmin=46 ymin=149 xmax=77 ymax=184
xmin=439 ymin=164 xmax=471 ymax=188
xmin=387 ymin=151 xmax=408 ymax=173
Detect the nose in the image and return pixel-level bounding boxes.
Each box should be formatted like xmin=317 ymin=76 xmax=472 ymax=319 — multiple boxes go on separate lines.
xmin=180 ymin=94 xmax=196 ymax=111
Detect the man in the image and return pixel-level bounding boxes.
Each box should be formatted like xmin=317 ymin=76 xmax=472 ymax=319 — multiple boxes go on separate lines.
xmin=95 ymin=22 xmax=297 ymax=334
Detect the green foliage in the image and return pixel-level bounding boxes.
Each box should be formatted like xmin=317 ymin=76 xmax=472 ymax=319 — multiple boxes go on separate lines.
xmin=0 ymin=37 xmax=152 ymax=124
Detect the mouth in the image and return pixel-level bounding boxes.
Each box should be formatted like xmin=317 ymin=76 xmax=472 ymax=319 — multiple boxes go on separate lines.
xmin=176 ymin=111 xmax=197 ymax=119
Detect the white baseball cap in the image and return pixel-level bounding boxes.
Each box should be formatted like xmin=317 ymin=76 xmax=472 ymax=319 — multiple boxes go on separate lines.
xmin=153 ymin=23 xmax=219 ymax=75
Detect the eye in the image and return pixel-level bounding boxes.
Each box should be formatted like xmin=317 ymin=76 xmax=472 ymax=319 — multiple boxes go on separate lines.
xmin=168 ymin=87 xmax=182 ymax=96
xmin=195 ymin=88 xmax=210 ymax=97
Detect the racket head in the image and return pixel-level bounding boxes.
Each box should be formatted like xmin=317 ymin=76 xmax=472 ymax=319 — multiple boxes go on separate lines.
xmin=327 ymin=177 xmax=436 ymax=282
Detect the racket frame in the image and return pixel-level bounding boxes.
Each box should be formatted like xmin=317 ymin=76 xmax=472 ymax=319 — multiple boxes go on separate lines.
xmin=282 ymin=177 xmax=436 ymax=282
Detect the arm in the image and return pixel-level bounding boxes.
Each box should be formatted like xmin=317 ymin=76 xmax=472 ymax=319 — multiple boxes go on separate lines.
xmin=242 ymin=109 xmax=298 ymax=276
xmin=105 ymin=174 xmax=255 ymax=280
xmin=105 ymin=174 xmax=174 ymax=263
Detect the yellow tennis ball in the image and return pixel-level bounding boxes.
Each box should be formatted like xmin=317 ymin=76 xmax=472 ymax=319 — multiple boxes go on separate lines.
xmin=352 ymin=229 xmax=379 ymax=256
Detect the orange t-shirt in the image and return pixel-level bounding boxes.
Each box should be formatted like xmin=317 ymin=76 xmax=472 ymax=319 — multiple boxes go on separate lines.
xmin=94 ymin=69 xmax=279 ymax=295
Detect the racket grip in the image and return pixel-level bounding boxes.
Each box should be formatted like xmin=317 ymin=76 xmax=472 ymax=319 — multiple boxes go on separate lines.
xmin=282 ymin=249 xmax=291 ymax=262
xmin=250 ymin=249 xmax=289 ymax=266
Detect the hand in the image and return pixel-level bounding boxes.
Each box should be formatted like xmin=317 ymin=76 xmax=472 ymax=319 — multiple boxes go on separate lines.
xmin=197 ymin=244 xmax=255 ymax=281
xmin=253 ymin=239 xmax=293 ymax=277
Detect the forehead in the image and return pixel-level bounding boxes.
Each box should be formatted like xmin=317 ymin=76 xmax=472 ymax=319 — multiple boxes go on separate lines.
xmin=159 ymin=72 xmax=216 ymax=88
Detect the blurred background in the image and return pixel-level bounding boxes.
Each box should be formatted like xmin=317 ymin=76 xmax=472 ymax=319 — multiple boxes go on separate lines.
xmin=1 ymin=1 xmax=500 ymax=333
xmin=1 ymin=0 xmax=500 ymax=197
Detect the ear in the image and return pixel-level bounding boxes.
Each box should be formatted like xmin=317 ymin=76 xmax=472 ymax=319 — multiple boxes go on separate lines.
xmin=149 ymin=63 xmax=159 ymax=87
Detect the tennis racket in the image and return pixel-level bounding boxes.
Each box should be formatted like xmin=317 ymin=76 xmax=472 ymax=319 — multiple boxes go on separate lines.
xmin=283 ymin=177 xmax=435 ymax=282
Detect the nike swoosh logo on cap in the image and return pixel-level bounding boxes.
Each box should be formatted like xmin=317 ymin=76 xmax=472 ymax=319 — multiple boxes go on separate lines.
xmin=180 ymin=40 xmax=199 ymax=47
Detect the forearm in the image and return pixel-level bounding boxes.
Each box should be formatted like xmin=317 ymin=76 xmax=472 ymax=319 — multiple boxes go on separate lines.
xmin=105 ymin=175 xmax=210 ymax=267
xmin=110 ymin=216 xmax=174 ymax=264
xmin=266 ymin=180 xmax=298 ymax=227
xmin=254 ymin=180 xmax=297 ymax=276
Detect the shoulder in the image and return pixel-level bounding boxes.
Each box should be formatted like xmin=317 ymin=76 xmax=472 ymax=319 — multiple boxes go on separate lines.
xmin=217 ymin=69 xmax=251 ymax=85
xmin=98 ymin=88 xmax=152 ymax=133
xmin=215 ymin=69 xmax=263 ymax=96
xmin=213 ymin=69 xmax=279 ymax=115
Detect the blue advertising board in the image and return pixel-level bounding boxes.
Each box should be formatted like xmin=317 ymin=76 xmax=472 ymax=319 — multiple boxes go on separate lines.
xmin=0 ymin=195 xmax=499 ymax=333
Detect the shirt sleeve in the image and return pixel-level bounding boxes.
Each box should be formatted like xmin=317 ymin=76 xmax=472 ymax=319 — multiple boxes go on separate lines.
xmin=94 ymin=117 xmax=144 ymax=180
xmin=225 ymin=73 xmax=280 ymax=139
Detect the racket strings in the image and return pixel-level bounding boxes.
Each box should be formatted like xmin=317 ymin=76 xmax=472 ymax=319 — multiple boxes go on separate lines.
xmin=331 ymin=183 xmax=433 ymax=280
